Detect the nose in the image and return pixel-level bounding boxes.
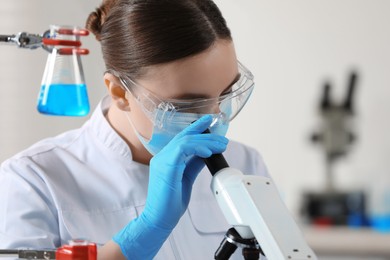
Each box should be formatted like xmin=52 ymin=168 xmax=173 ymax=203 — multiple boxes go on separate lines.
xmin=210 ymin=103 xmax=221 ymax=114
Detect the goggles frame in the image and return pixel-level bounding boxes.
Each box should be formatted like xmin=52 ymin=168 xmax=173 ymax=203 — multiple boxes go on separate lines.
xmin=110 ymin=61 xmax=254 ymax=128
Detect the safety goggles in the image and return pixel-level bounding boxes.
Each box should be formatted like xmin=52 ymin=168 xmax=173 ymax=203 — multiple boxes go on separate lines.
xmin=114 ymin=61 xmax=254 ymax=129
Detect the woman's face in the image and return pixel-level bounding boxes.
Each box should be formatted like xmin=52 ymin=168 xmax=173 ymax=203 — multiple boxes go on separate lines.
xmin=125 ymin=39 xmax=238 ymax=141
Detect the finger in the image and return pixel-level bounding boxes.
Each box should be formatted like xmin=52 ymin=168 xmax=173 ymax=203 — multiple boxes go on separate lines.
xmin=175 ymin=115 xmax=213 ymax=139
xmin=164 ymin=138 xmax=227 ymax=167
xmin=181 ymin=139 xmax=228 ymax=158
xmin=181 ymin=134 xmax=229 ymax=144
xmin=162 ymin=129 xmax=228 ymax=167
xmin=194 ymin=143 xmax=227 ymax=158
xmin=193 ymin=146 xmax=213 ymax=158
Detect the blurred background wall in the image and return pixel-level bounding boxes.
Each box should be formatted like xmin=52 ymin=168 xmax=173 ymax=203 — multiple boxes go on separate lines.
xmin=214 ymin=0 xmax=390 ymax=217
xmin=1 ymin=0 xmax=389 ymax=247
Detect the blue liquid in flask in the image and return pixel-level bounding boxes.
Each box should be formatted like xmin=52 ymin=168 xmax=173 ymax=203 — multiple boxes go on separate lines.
xmin=37 ymin=83 xmax=90 ymax=116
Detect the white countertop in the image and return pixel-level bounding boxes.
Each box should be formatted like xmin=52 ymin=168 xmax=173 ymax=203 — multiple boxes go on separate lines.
xmin=303 ymin=226 xmax=390 ymax=258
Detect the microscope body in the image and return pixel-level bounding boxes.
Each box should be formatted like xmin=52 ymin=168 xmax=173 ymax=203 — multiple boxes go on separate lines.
xmin=211 ymin=167 xmax=317 ymax=260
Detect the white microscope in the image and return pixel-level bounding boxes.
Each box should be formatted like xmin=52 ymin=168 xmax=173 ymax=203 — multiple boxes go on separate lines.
xmin=202 ymin=130 xmax=317 ymax=260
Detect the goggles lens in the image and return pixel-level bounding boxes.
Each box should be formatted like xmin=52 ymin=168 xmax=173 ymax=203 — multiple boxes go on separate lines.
xmin=118 ymin=61 xmax=254 ymax=129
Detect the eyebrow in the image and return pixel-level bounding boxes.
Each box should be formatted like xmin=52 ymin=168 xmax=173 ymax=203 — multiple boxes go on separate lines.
xmin=171 ymin=73 xmax=241 ymax=100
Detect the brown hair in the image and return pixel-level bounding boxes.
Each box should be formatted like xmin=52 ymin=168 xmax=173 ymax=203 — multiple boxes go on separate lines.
xmin=86 ymin=0 xmax=232 ymax=79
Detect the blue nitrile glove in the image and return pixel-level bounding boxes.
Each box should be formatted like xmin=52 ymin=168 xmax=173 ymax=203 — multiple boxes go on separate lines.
xmin=113 ymin=115 xmax=229 ymax=259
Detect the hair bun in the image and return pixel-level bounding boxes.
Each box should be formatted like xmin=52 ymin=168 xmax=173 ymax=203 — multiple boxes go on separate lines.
xmin=86 ymin=0 xmax=119 ymax=41
xmin=85 ymin=9 xmax=104 ymax=41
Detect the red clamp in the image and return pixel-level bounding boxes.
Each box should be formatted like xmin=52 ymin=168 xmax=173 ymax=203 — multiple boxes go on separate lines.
xmin=56 ymin=240 xmax=97 ymax=260
xmin=42 ymin=28 xmax=89 ymax=55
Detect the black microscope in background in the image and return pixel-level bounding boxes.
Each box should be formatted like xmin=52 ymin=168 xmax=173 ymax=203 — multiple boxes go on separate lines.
xmin=301 ymin=70 xmax=368 ymax=227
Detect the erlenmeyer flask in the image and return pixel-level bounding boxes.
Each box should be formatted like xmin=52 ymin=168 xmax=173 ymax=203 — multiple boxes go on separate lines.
xmin=37 ymin=25 xmax=90 ymax=116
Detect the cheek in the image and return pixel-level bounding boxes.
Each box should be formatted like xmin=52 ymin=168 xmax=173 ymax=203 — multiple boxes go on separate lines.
xmin=128 ymin=97 xmax=154 ymax=139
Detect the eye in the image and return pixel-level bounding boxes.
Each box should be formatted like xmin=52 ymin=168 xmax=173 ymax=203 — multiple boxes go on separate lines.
xmin=220 ymin=73 xmax=241 ymax=97
xmin=221 ymin=86 xmax=233 ymax=96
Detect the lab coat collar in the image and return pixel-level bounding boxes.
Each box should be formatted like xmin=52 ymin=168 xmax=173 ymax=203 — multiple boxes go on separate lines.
xmin=87 ymin=95 xmax=133 ymax=160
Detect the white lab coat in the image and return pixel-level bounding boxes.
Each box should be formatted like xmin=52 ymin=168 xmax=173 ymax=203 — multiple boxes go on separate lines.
xmin=0 ymin=96 xmax=269 ymax=259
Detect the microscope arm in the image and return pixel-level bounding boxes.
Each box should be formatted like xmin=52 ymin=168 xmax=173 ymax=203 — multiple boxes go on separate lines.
xmin=211 ymin=167 xmax=317 ymax=260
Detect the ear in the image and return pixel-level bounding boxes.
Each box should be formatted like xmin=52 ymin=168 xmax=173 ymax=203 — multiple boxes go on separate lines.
xmin=104 ymin=73 xmax=130 ymax=111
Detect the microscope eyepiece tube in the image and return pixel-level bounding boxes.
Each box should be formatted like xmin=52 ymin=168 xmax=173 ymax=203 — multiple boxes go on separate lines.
xmin=202 ymin=129 xmax=229 ymax=176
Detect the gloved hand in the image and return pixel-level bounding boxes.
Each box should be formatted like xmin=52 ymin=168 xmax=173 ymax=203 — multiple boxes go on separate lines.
xmin=113 ymin=115 xmax=229 ymax=259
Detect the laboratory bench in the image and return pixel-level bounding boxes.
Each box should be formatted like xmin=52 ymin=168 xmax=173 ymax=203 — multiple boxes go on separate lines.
xmin=303 ymin=226 xmax=390 ymax=259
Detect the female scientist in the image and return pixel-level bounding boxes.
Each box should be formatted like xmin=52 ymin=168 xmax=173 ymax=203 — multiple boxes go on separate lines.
xmin=0 ymin=0 xmax=269 ymax=259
